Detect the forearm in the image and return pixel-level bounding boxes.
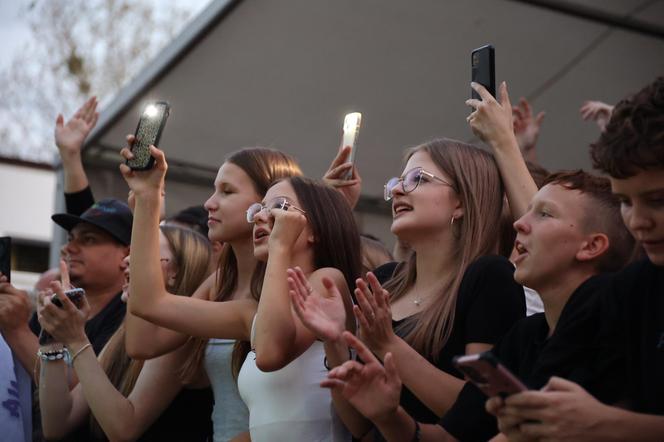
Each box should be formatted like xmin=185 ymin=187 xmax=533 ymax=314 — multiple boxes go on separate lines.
xmin=598 ymin=406 xmax=664 ymax=441
xmin=375 ymin=407 xmax=450 ymax=442
xmin=125 ymin=311 xmax=188 ymax=359
xmin=60 ymin=152 xmax=89 ymax=194
xmin=254 ymin=248 xmax=297 ymax=366
xmin=3 ymin=326 xmax=39 ymax=377
xmin=128 ymin=193 xmax=169 ymax=317
xmin=381 ymin=337 xmax=464 ymax=416
xmin=39 ymin=358 xmax=79 ymax=439
xmin=488 ymin=132 xmax=537 ymax=220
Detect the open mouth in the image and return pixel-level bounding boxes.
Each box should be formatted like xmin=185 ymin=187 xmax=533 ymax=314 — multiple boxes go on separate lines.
xmin=254 ymin=228 xmax=269 ymax=241
xmin=393 ymin=201 xmax=413 ymax=216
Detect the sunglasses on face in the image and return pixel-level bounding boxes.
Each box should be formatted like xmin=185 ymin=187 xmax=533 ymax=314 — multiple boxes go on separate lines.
xmin=246 ymin=197 xmax=307 ymax=223
xmin=383 ymin=167 xmax=454 ymax=201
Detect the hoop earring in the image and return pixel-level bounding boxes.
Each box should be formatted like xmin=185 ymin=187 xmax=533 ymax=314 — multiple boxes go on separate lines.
xmin=450 ymin=215 xmax=456 ymax=227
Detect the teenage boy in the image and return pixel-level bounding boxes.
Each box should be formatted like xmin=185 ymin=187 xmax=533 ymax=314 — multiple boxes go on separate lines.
xmin=488 ymin=77 xmax=664 ymax=440
xmin=0 ymin=199 xmax=131 ymax=377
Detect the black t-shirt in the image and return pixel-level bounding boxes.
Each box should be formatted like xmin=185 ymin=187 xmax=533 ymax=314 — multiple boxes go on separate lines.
xmin=64 ymin=186 xmax=95 ymax=216
xmin=29 ymin=292 xmax=126 ymax=355
xmin=375 ymin=255 xmax=526 ymax=425
xmin=439 ymin=274 xmax=625 ymax=441
xmin=596 ymin=259 xmax=664 ymax=414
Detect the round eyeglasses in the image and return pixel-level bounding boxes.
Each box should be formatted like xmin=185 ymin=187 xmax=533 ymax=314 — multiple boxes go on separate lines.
xmin=246 ymin=197 xmax=307 ymax=223
xmin=383 ymin=167 xmax=454 ymax=201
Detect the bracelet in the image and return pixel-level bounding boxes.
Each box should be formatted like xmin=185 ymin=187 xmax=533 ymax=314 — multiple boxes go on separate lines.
xmin=70 ymin=343 xmax=92 ymax=363
xmin=411 ymin=416 xmax=421 ymax=442
xmin=37 ymin=348 xmax=69 ymax=362
xmin=323 ymin=347 xmax=354 ymax=370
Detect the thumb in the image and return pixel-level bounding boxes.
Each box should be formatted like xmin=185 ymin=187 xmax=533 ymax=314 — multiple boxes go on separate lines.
xmin=384 ymin=352 xmax=399 ymax=383
xmin=55 ymin=114 xmax=64 ymax=127
xmin=542 ymin=376 xmax=579 ymax=392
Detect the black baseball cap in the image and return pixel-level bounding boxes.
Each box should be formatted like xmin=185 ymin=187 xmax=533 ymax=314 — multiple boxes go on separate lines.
xmin=52 ymin=199 xmax=133 ymax=246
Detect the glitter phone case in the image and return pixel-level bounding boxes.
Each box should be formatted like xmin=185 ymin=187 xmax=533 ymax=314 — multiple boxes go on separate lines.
xmin=126 ymin=101 xmax=170 ymax=170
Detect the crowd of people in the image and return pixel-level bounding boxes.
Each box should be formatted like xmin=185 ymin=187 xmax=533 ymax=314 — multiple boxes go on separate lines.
xmin=0 ymin=74 xmax=662 ymax=441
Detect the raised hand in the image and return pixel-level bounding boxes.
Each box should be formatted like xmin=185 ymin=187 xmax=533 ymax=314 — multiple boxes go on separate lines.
xmin=55 ymin=96 xmax=99 ymax=158
xmin=267 ymin=204 xmax=307 ymax=253
xmin=288 ymin=267 xmax=346 ymax=342
xmin=580 ymin=100 xmax=614 ymax=131
xmin=466 ymin=81 xmax=515 ymax=150
xmin=323 ymin=145 xmax=362 ymax=209
xmin=321 ymin=331 xmax=402 ymax=422
xmin=353 ymin=272 xmax=396 ymax=359
xmin=119 ymin=139 xmax=167 ymax=198
xmin=37 ymin=280 xmax=90 ymax=347
xmin=0 ymin=273 xmax=32 ymax=331
xmin=512 ymin=97 xmax=545 ymax=162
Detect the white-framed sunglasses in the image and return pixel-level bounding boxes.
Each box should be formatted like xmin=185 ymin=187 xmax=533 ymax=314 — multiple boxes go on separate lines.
xmin=246 ymin=197 xmax=307 ymax=223
xmin=384 ymin=167 xmax=454 ymax=201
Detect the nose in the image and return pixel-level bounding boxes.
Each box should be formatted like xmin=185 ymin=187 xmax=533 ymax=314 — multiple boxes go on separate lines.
xmin=252 ymin=206 xmax=270 ymax=224
xmin=204 ymin=193 xmax=216 ymax=212
xmin=513 ymin=213 xmax=530 ymax=234
xmin=391 ymin=180 xmax=406 ymax=197
xmin=64 ymin=238 xmax=79 ymax=255
xmin=627 ymin=203 xmax=653 ymax=233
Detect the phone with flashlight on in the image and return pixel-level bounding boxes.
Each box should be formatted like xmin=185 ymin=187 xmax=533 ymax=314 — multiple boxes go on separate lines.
xmin=126 ymin=101 xmax=170 ymax=170
xmin=341 ymin=112 xmax=362 ymax=179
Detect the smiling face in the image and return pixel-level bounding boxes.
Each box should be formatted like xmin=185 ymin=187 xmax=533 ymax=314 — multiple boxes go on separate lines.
xmin=204 ymin=162 xmax=261 ymax=244
xmin=251 ymin=180 xmax=312 ymax=262
xmin=389 ymin=150 xmax=462 ymax=245
xmin=512 ymin=184 xmax=592 ymax=290
xmin=611 ymin=168 xmax=664 ymax=266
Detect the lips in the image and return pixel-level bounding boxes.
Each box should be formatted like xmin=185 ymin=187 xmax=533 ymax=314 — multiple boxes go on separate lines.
xmin=207 ymin=217 xmax=221 ymax=225
xmin=513 ymin=240 xmax=529 ymax=264
xmin=642 ymin=239 xmax=664 ymax=250
xmin=254 ymin=227 xmax=269 ymax=241
xmin=393 ymin=201 xmax=413 ymax=217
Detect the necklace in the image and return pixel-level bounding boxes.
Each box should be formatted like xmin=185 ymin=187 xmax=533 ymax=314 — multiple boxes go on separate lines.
xmin=413 ymin=297 xmax=423 ymax=307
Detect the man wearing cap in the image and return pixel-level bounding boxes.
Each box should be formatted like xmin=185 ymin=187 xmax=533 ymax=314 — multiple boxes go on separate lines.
xmin=0 ymin=199 xmax=130 ymax=378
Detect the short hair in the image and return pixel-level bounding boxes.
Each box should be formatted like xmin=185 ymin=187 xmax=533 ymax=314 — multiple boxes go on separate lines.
xmin=590 ymin=77 xmax=664 ymax=178
xmin=542 ymin=170 xmax=635 ymax=273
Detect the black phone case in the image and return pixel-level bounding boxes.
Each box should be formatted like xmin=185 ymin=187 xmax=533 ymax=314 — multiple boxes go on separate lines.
xmin=471 ymin=45 xmax=495 ymax=100
xmin=126 ymin=101 xmax=170 ymax=170
xmin=0 ymin=237 xmax=10 ymax=283
xmin=39 ymin=288 xmax=87 ymax=345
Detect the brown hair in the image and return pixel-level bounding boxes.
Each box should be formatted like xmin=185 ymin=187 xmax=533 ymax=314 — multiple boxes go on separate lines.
xmin=91 ymin=225 xmax=211 ymax=437
xmin=384 ymin=138 xmax=505 ymax=359
xmin=542 ymin=170 xmax=635 ymax=273
xmin=360 ymin=234 xmax=394 ymax=276
xmin=590 ymin=77 xmax=664 ymax=178
xmin=183 ymin=147 xmax=303 ymax=381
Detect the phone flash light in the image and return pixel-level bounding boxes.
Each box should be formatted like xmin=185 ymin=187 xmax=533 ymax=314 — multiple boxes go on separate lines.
xmin=343 ymin=112 xmax=362 ymax=134
xmin=144 ymin=104 xmax=159 ymax=118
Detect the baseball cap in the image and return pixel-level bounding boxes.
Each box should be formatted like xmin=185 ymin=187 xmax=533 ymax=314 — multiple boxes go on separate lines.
xmin=52 ymin=199 xmax=133 ymax=246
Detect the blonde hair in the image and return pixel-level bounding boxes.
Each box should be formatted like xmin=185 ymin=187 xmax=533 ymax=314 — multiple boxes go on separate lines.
xmin=385 ymin=138 xmax=504 ymax=359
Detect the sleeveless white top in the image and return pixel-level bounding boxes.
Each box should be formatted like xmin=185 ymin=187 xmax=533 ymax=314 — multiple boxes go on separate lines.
xmin=237 ymin=318 xmax=350 ymax=442
xmin=205 ymin=338 xmax=250 ymax=442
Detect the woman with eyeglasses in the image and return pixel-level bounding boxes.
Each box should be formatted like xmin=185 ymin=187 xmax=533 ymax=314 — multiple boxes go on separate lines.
xmin=294 ymin=138 xmax=526 ymax=439
xmin=38 ymin=225 xmax=214 ymax=441
xmin=120 ymin=144 xmax=302 ymax=442
xmin=121 ymin=145 xmax=361 ymax=441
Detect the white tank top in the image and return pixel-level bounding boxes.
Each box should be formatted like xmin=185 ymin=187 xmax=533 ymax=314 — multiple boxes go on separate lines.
xmin=237 ymin=318 xmax=350 ymax=442
xmin=205 ymin=338 xmax=250 ymax=442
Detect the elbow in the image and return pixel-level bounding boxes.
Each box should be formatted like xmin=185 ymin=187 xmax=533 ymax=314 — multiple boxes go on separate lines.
xmin=125 ymin=342 xmax=150 ymax=360
xmin=255 ymin=350 xmax=290 ymax=372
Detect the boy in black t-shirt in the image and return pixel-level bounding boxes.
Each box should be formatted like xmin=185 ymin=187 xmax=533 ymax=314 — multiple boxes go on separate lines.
xmin=490 ymin=77 xmax=664 ymax=440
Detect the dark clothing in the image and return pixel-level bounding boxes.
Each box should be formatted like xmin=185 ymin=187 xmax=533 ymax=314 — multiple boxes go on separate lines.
xmin=64 ymin=186 xmax=95 ymax=216
xmin=375 ymin=256 xmax=526 ymax=425
xmin=29 ymin=292 xmax=126 ymax=355
xmin=596 ymin=259 xmax=664 ymax=414
xmin=440 ymin=274 xmax=625 ymax=441
xmin=138 ymin=387 xmax=214 ymax=442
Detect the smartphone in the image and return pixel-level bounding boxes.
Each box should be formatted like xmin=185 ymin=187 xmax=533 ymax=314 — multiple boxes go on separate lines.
xmin=453 ymin=351 xmax=527 ymax=397
xmin=0 ymin=237 xmax=10 ymax=282
xmin=341 ymin=112 xmax=362 ymax=179
xmin=38 ymin=288 xmax=86 ymax=345
xmin=471 ymin=45 xmax=495 ymax=100
xmin=126 ymin=101 xmax=170 ymax=170
xmin=51 ymin=287 xmax=86 ymax=309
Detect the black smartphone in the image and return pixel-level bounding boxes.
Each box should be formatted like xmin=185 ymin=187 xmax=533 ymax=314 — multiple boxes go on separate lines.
xmin=453 ymin=351 xmax=527 ymax=397
xmin=126 ymin=101 xmax=170 ymax=170
xmin=471 ymin=44 xmax=495 ymax=100
xmin=0 ymin=237 xmax=10 ymax=282
xmin=39 ymin=288 xmax=87 ymax=345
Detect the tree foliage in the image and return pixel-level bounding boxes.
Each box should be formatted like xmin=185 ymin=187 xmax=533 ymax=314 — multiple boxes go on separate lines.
xmin=0 ymin=0 xmax=196 ymax=162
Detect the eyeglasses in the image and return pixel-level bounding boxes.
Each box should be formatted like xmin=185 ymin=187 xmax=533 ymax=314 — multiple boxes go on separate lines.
xmin=246 ymin=197 xmax=307 ymax=223
xmin=384 ymin=167 xmax=454 ymax=201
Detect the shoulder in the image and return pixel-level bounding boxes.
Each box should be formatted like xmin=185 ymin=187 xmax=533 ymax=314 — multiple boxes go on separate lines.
xmin=464 ymin=255 xmax=515 ymax=276
xmin=458 ymin=255 xmax=521 ymax=298
xmin=310 ymin=267 xmax=347 ymax=289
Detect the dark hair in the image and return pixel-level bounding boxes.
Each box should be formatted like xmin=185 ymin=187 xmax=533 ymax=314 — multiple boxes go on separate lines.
xmin=167 ymin=205 xmax=209 ymax=237
xmin=385 ymin=138 xmax=505 ymax=359
xmin=590 ymin=77 xmax=664 ymax=178
xmin=183 ymin=147 xmax=302 ymax=381
xmin=360 ymin=234 xmax=393 ymax=275
xmin=289 ymin=177 xmax=363 ymax=303
xmin=542 ymin=170 xmax=635 ymax=273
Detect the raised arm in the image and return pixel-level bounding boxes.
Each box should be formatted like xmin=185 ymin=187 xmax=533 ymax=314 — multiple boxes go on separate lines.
xmin=323 ymin=145 xmax=362 ymax=209
xmin=55 ymin=96 xmax=99 ymax=195
xmin=120 ymin=144 xmax=254 ymax=342
xmin=466 ymin=82 xmax=537 ymax=220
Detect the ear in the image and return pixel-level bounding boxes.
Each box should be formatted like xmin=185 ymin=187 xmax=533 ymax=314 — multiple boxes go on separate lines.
xmin=211 ymin=241 xmax=224 ymax=254
xmin=307 ymin=233 xmax=316 ymax=245
xmin=576 ymin=233 xmax=610 ymax=263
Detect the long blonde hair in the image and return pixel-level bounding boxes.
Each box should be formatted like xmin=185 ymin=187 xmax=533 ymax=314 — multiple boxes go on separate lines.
xmin=91 ymin=225 xmax=211 ymax=437
xmin=384 ymin=138 xmax=504 ymax=359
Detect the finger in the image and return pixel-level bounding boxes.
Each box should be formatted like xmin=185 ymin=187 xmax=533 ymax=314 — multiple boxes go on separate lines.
xmin=330 ymin=145 xmax=352 ymax=170
xmin=119 ymin=163 xmax=133 ymax=178
xmin=504 ymin=391 xmax=551 ymax=408
xmin=324 ymin=163 xmax=353 ymax=180
xmin=365 ymin=272 xmax=387 ymax=309
xmin=80 ymin=293 xmax=91 ymax=316
xmin=470 ymin=81 xmax=495 ymax=103
xmin=512 ymin=106 xmax=524 ymax=121
xmin=149 ymin=145 xmax=167 ymax=170
xmin=120 ymin=147 xmax=134 ymax=160
xmin=383 ymin=352 xmax=399 ymax=382
xmin=353 ymin=304 xmax=371 ymax=333
xmin=520 ymin=97 xmax=532 ymax=117
xmin=354 ymin=280 xmax=375 ymax=320
xmin=519 ymin=422 xmax=555 ymax=438
xmin=320 ymin=378 xmax=346 ymax=390
xmin=90 ymin=111 xmax=99 ymax=129
xmin=498 ymin=81 xmax=512 ymax=110
xmin=485 ymin=396 xmax=504 ymax=416
xmin=342 ymin=330 xmax=380 ymax=365
xmin=542 ymin=376 xmax=579 ymax=392
xmin=289 ymin=289 xmax=307 ymax=320
xmin=59 ymin=259 xmax=70 ymax=289
xmin=465 ymin=98 xmax=483 ymax=110
xmin=294 ymin=267 xmax=312 ymax=295
xmin=326 ymin=178 xmax=359 ymax=188
xmin=535 ymin=111 xmax=546 ymax=125
xmin=360 ymin=277 xmax=379 ymax=312
xmin=55 ymin=113 xmax=64 ymax=128
xmin=126 ymin=134 xmax=135 ymax=146
xmin=83 ymin=97 xmax=96 ymax=122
